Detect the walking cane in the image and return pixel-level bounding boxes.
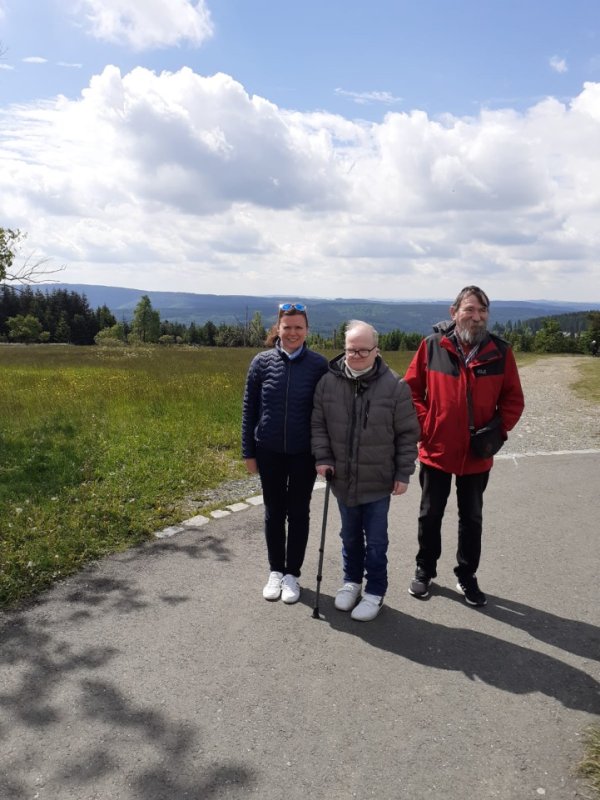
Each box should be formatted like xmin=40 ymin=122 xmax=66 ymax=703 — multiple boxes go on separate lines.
xmin=312 ymin=469 xmax=333 ymax=620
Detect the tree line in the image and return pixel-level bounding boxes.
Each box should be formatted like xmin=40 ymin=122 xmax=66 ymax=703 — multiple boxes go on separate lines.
xmin=0 ymin=287 xmax=269 ymax=347
xmin=3 ymin=224 xmax=600 ymax=352
xmin=491 ymin=313 xmax=600 ymax=354
xmin=0 ymin=285 xmax=116 ymax=344
xmin=1 ymin=283 xmax=599 ymax=354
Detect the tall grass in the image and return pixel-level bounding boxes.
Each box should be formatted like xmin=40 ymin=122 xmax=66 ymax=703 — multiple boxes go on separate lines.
xmin=0 ymin=345 xmax=256 ymax=607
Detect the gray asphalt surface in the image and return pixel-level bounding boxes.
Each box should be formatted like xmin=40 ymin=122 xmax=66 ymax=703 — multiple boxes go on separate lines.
xmin=1 ymin=450 xmax=599 ymax=800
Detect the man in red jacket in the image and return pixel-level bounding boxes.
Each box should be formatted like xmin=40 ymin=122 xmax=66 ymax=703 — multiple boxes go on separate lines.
xmin=404 ymin=286 xmax=525 ymax=606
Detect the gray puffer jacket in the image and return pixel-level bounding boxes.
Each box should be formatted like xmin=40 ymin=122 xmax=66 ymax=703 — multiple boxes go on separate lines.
xmin=311 ymin=354 xmax=420 ymax=507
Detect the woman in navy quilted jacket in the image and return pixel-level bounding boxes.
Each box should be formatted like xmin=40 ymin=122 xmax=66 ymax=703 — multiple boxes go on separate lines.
xmin=242 ymin=303 xmax=328 ymax=604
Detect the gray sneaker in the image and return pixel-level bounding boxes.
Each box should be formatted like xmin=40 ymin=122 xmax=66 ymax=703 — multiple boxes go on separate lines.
xmin=408 ymin=569 xmax=432 ymax=598
xmin=351 ymin=593 xmax=383 ymax=621
xmin=334 ymin=582 xmax=361 ymax=611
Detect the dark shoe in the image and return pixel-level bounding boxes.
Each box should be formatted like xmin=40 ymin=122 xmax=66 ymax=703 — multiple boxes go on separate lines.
xmin=456 ymin=576 xmax=487 ymax=607
xmin=408 ymin=568 xmax=432 ymax=598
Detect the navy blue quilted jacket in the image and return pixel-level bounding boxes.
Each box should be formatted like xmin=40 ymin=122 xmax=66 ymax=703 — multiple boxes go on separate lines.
xmin=242 ymin=343 xmax=328 ymax=458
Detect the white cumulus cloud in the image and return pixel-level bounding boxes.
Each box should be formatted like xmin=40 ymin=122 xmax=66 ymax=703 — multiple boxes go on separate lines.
xmin=73 ymin=0 xmax=214 ymax=50
xmin=1 ymin=67 xmax=600 ymax=301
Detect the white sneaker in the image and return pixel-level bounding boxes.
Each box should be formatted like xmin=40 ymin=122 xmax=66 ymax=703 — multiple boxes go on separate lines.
xmin=351 ymin=593 xmax=383 ymax=621
xmin=281 ymin=574 xmax=301 ymax=604
xmin=263 ymin=571 xmax=283 ymax=601
xmin=334 ymin=582 xmax=362 ymax=611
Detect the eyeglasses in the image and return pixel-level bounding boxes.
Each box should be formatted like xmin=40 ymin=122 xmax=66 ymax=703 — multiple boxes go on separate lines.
xmin=345 ymin=346 xmax=377 ymax=358
xmin=279 ymin=302 xmax=307 ymax=312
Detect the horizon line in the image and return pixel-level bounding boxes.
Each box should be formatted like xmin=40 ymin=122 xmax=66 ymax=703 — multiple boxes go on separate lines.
xmin=17 ymin=281 xmax=600 ymax=306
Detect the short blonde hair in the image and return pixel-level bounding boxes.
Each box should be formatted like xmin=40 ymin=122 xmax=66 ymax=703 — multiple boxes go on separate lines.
xmin=345 ymin=320 xmax=378 ymax=346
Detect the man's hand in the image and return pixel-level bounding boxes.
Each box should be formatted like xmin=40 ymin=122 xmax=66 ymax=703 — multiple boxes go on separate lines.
xmin=392 ymin=481 xmax=408 ymax=496
xmin=316 ymin=464 xmax=335 ymax=478
xmin=245 ymin=458 xmax=258 ymax=474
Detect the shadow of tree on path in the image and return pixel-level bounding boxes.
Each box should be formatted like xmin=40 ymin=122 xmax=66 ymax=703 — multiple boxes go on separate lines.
xmin=74 ymin=680 xmax=255 ymax=800
xmin=0 ymin=606 xmax=256 ymax=800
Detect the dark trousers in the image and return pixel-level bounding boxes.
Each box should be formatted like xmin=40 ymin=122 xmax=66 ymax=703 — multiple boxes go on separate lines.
xmin=255 ymin=446 xmax=317 ymax=577
xmin=416 ymin=463 xmax=490 ymax=580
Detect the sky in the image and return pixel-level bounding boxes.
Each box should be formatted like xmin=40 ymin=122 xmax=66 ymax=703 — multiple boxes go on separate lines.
xmin=1 ymin=1 xmax=600 ymax=302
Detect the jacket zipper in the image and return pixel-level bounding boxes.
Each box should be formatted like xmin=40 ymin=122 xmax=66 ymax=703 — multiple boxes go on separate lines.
xmin=363 ymin=400 xmax=370 ymax=429
xmin=348 ymin=381 xmax=359 ymax=462
xmin=283 ymin=360 xmax=291 ymax=453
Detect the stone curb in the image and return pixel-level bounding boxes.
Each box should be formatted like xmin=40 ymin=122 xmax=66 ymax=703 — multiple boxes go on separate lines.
xmin=153 ymin=478 xmax=327 ymax=540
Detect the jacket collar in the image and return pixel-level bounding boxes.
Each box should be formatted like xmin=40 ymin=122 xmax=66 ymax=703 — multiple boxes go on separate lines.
xmin=329 ymin=353 xmax=387 ymax=385
xmin=276 ymin=340 xmax=307 ymax=361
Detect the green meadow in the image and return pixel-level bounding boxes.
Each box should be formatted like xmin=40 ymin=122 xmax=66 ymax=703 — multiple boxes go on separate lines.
xmin=0 ymin=346 xmax=595 ymax=609
xmin=0 ymin=345 xmax=269 ymax=607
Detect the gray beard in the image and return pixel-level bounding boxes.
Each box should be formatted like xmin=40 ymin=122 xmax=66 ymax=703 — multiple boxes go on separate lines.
xmin=456 ymin=323 xmax=487 ymax=346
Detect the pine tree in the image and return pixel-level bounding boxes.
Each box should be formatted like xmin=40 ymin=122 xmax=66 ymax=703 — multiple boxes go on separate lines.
xmin=132 ymin=295 xmax=160 ymax=343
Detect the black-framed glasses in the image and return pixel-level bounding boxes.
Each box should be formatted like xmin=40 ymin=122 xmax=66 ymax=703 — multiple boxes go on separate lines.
xmin=279 ymin=302 xmax=307 ymax=312
xmin=345 ymin=346 xmax=377 ymax=358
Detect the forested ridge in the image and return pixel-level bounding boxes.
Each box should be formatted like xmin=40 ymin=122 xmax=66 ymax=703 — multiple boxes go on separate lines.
xmin=1 ymin=283 xmax=599 ymax=353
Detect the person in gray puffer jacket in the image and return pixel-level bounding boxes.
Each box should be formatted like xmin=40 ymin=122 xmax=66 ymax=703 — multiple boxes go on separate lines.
xmin=311 ymin=320 xmax=420 ymax=621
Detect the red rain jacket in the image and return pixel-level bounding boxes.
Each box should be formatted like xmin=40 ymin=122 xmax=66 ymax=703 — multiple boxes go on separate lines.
xmin=404 ymin=326 xmax=525 ymax=475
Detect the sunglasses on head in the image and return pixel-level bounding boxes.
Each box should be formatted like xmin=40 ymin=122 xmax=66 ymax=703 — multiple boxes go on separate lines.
xmin=279 ymin=302 xmax=307 ymax=312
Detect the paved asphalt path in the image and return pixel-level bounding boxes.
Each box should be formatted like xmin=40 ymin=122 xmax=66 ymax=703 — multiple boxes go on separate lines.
xmin=1 ymin=451 xmax=599 ymax=800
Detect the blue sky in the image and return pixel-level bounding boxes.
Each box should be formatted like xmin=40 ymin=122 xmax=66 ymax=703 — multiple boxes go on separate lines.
xmin=1 ymin=0 xmax=600 ymax=301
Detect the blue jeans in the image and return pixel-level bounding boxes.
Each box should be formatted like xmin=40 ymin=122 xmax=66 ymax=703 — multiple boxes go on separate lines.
xmin=337 ymin=496 xmax=390 ymax=597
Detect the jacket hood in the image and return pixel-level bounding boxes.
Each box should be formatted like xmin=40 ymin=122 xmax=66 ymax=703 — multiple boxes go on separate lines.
xmin=432 ymin=319 xmax=455 ymax=334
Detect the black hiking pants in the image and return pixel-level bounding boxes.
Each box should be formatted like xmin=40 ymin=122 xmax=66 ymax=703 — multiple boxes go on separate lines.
xmin=256 ymin=446 xmax=316 ymax=578
xmin=416 ymin=463 xmax=490 ymax=580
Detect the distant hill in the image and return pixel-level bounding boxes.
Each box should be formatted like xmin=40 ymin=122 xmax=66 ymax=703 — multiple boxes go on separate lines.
xmin=44 ymin=283 xmax=600 ymax=337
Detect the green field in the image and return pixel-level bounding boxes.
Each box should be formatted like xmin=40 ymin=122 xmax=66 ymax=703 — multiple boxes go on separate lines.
xmin=0 ymin=346 xmax=596 ymax=609
xmin=0 ymin=344 xmax=267 ymax=607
